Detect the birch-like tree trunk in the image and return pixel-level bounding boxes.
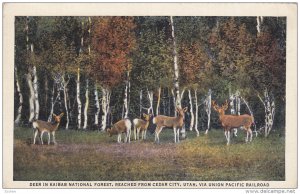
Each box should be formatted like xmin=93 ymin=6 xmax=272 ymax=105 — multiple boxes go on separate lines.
xmin=48 ymin=84 xmax=61 ymax=122
xmin=83 ymin=79 xmax=89 ymax=129
xmin=123 ymin=74 xmax=129 ymax=119
xmin=258 ymin=89 xmax=275 ymax=137
xmin=32 ymin=64 xmax=39 ymax=120
xmin=62 ymin=75 xmax=70 ymax=130
xmin=14 ymin=67 xmax=23 ymax=124
xmin=188 ymin=89 xmax=194 ymax=131
xmin=76 ymin=67 xmax=82 ymax=129
xmin=256 ymin=16 xmax=264 ymax=35
xmin=170 ymin=16 xmax=185 ymax=139
xmin=139 ymin=90 xmax=143 ymax=118
xmin=194 ymin=89 xmax=199 ymax=136
xmin=26 ymin=72 xmax=35 ymax=123
xmin=101 ymin=87 xmax=111 ymax=131
xmin=204 ymin=89 xmax=212 ymax=134
xmin=156 ymin=87 xmax=161 ymax=116
xmin=147 ymin=89 xmax=154 ymax=115
xmin=94 ymin=84 xmax=100 ymax=126
xmin=229 ymin=90 xmax=238 ymax=136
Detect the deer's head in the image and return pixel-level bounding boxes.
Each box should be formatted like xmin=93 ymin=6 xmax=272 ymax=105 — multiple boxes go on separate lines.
xmin=176 ymin=107 xmax=188 ymax=117
xmin=212 ymin=100 xmax=228 ymax=115
xmin=143 ymin=113 xmax=152 ymax=121
xmin=53 ymin=113 xmax=64 ymax=123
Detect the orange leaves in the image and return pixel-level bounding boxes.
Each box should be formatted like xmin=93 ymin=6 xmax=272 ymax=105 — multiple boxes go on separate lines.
xmin=91 ymin=17 xmax=136 ymax=88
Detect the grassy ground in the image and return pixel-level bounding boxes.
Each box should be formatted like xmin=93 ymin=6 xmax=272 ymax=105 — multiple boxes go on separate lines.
xmin=13 ymin=126 xmax=285 ymax=181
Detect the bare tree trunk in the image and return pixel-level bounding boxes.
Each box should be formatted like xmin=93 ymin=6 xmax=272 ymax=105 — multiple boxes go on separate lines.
xmin=204 ymin=89 xmax=212 ymax=134
xmin=62 ymin=75 xmax=70 ymax=130
xmin=256 ymin=16 xmax=263 ymax=35
xmin=123 ymin=73 xmax=129 ymax=119
xmin=83 ymin=79 xmax=89 ymax=130
xmin=258 ymin=89 xmax=275 ymax=137
xmin=26 ymin=72 xmax=35 ymax=123
xmin=48 ymin=84 xmax=60 ymax=122
xmin=76 ymin=67 xmax=82 ymax=129
xmin=139 ymin=90 xmax=143 ymax=118
xmin=194 ymin=89 xmax=199 ymax=136
xmin=229 ymin=89 xmax=238 ymax=136
xmin=188 ymin=89 xmax=194 ymax=131
xmin=14 ymin=67 xmax=23 ymax=125
xmin=171 ymin=89 xmax=176 ymax=116
xmin=101 ymin=87 xmax=111 ymax=131
xmin=32 ymin=64 xmax=39 ymax=120
xmin=94 ymin=84 xmax=100 ymax=126
xmin=156 ymin=86 xmax=161 ymax=116
xmin=147 ymin=89 xmax=154 ymax=115
xmin=170 ymin=16 xmax=185 ymax=139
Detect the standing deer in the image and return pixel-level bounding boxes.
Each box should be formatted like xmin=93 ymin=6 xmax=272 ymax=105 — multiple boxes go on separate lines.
xmin=153 ymin=107 xmax=187 ymax=143
xmin=133 ymin=113 xmax=152 ymax=141
xmin=32 ymin=113 xmax=64 ymax=145
xmin=212 ymin=100 xmax=254 ymax=145
xmin=106 ymin=119 xmax=132 ymax=143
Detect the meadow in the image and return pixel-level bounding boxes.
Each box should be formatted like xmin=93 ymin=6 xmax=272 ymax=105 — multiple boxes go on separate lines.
xmin=13 ymin=127 xmax=285 ymax=181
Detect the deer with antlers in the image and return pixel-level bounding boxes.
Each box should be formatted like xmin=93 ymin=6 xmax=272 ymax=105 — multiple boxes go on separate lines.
xmin=153 ymin=107 xmax=187 ymax=143
xmin=212 ymin=100 xmax=254 ymax=145
xmin=32 ymin=113 xmax=64 ymax=145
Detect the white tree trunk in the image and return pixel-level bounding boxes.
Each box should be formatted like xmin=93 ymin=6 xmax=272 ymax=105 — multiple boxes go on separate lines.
xmin=188 ymin=89 xmax=194 ymax=131
xmin=14 ymin=67 xmax=23 ymax=124
xmin=62 ymin=75 xmax=70 ymax=130
xmin=139 ymin=90 xmax=143 ymax=118
xmin=48 ymin=84 xmax=61 ymax=122
xmin=256 ymin=16 xmax=263 ymax=35
xmin=194 ymin=89 xmax=199 ymax=136
xmin=26 ymin=72 xmax=35 ymax=123
xmin=94 ymin=84 xmax=100 ymax=126
xmin=156 ymin=87 xmax=161 ymax=116
xmin=123 ymin=78 xmax=129 ymax=119
xmin=83 ymin=79 xmax=89 ymax=129
xmin=32 ymin=65 xmax=39 ymax=120
xmin=204 ymin=89 xmax=212 ymax=134
xmin=170 ymin=16 xmax=185 ymax=139
xmin=101 ymin=87 xmax=111 ymax=131
xmin=147 ymin=89 xmax=154 ymax=115
xmin=76 ymin=67 xmax=82 ymax=129
xmin=258 ymin=89 xmax=275 ymax=137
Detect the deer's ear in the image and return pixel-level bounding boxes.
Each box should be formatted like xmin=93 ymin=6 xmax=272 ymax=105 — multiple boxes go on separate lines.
xmin=143 ymin=113 xmax=146 ymax=118
xmin=52 ymin=113 xmax=57 ymax=117
xmin=59 ymin=113 xmax=64 ymax=117
xmin=183 ymin=107 xmax=188 ymax=112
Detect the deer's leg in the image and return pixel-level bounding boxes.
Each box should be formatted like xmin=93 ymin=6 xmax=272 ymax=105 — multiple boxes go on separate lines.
xmin=52 ymin=131 xmax=57 ymax=144
xmin=173 ymin=127 xmax=177 ymax=143
xmin=156 ymin=127 xmax=163 ymax=144
xmin=137 ymin=128 xmax=140 ymax=141
xmin=117 ymin=134 xmax=121 ymax=143
xmin=47 ymin=132 xmax=51 ymax=145
xmin=144 ymin=129 xmax=147 ymax=139
xmin=248 ymin=128 xmax=253 ymax=142
xmin=33 ymin=130 xmax=38 ymax=144
xmin=40 ymin=131 xmax=44 ymax=145
xmin=177 ymin=128 xmax=180 ymax=143
xmin=226 ymin=130 xmax=230 ymax=145
xmin=134 ymin=126 xmax=137 ymax=141
xmin=128 ymin=129 xmax=131 ymax=143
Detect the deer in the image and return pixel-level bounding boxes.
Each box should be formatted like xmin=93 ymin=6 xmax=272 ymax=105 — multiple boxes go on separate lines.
xmin=212 ymin=100 xmax=254 ymax=145
xmin=106 ymin=118 xmax=132 ymax=143
xmin=133 ymin=113 xmax=152 ymax=141
xmin=32 ymin=113 xmax=64 ymax=145
xmin=153 ymin=107 xmax=188 ymax=143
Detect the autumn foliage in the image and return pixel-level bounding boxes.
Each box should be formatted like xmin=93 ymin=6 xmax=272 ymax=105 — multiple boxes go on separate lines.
xmin=91 ymin=17 xmax=136 ymax=88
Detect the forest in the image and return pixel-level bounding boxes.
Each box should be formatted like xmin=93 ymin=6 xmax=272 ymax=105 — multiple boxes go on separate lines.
xmin=14 ymin=16 xmax=286 ymax=138
xmin=12 ymin=16 xmax=287 ymax=182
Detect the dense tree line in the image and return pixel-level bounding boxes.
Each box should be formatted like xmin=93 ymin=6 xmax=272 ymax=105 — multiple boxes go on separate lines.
xmin=14 ymin=16 xmax=286 ymax=137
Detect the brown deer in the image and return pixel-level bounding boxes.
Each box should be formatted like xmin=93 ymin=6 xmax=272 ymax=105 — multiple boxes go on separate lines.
xmin=32 ymin=113 xmax=64 ymax=145
xmin=153 ymin=107 xmax=188 ymax=143
xmin=133 ymin=113 xmax=152 ymax=141
xmin=106 ymin=119 xmax=132 ymax=143
xmin=212 ymin=100 xmax=254 ymax=145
